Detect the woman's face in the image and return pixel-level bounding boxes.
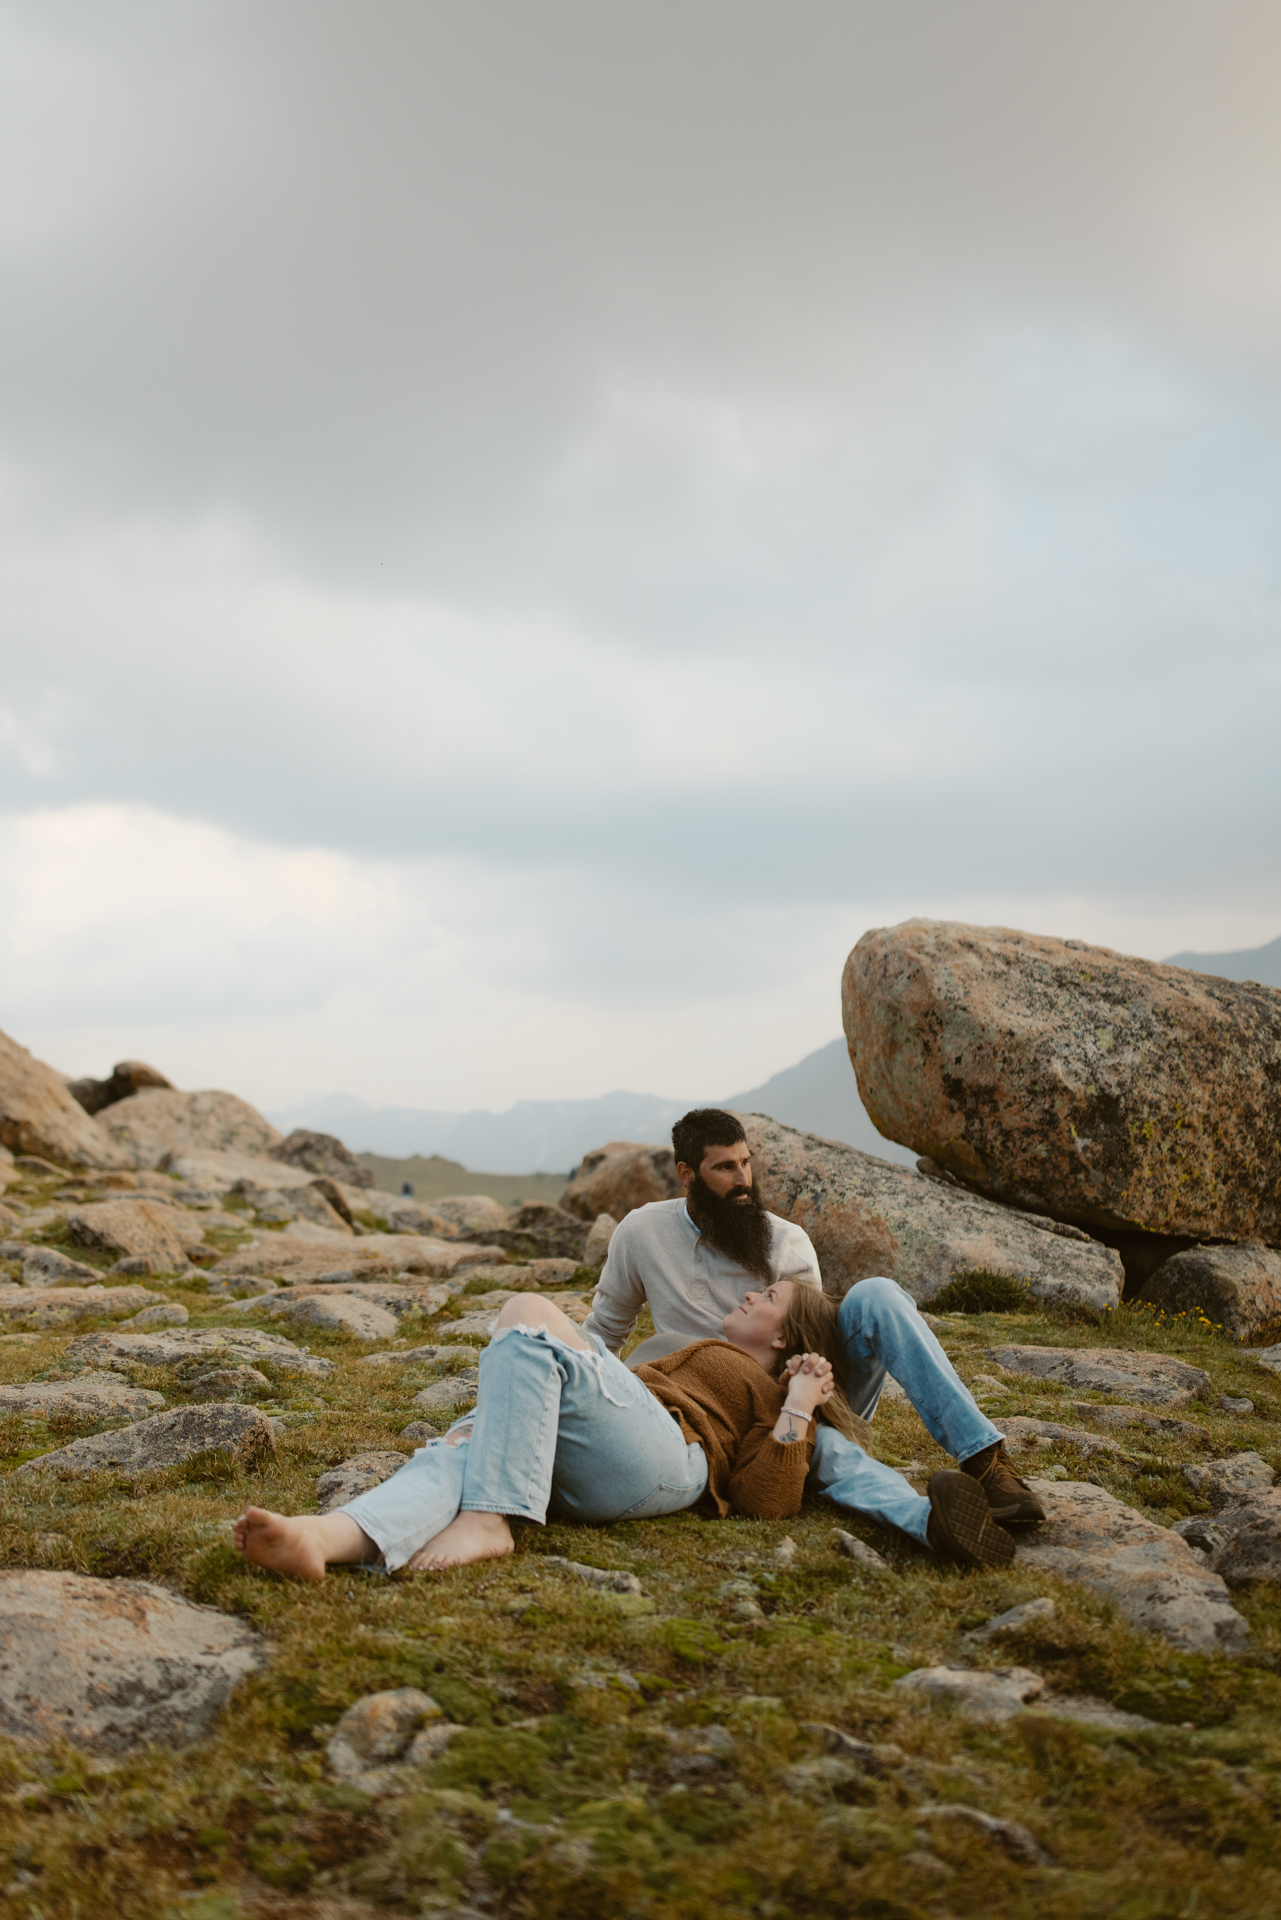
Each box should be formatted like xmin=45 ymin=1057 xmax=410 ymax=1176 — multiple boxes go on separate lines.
xmin=722 ymin=1279 xmax=795 ymax=1349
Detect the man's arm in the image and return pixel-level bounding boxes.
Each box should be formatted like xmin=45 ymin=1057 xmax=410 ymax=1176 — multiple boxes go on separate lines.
xmin=581 ymin=1228 xmax=648 ymax=1354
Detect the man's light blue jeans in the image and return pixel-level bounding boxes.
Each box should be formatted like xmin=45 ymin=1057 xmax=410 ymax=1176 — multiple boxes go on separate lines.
xmin=340 ymin=1323 xmax=709 ymax=1571
xmin=809 ymin=1276 xmax=1003 ymax=1546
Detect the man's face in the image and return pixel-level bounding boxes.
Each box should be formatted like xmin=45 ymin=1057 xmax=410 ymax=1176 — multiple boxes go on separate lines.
xmin=677 ymin=1140 xmax=752 ymax=1199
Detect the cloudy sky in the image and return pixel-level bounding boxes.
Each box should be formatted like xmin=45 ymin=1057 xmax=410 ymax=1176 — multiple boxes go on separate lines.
xmin=2 ymin=1 xmax=1279 ymax=1115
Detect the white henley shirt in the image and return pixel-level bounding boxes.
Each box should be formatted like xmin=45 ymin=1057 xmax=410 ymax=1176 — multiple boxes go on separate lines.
xmin=581 ymin=1197 xmax=823 ymax=1366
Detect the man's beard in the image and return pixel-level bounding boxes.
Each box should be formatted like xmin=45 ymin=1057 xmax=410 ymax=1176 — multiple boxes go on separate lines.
xmin=687 ymin=1174 xmax=773 ymax=1280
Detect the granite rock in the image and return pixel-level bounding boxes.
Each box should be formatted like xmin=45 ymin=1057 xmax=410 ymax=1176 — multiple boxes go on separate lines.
xmin=66 ymin=1061 xmax=174 ymax=1117
xmin=1013 ymin=1477 xmax=1249 ymax=1651
xmin=0 ymin=1027 xmax=132 ymax=1170
xmin=327 ymin=1688 xmax=462 ymax=1793
xmin=65 ymin=1199 xmax=203 ymax=1272
xmin=1001 ymin=1417 xmax=1135 ymax=1461
xmin=266 ymin=1292 xmax=397 ymax=1341
xmin=100 ymin=1088 xmax=283 ymax=1170
xmin=411 ymin=1370 xmax=479 ymax=1415
xmin=0 ymin=1284 xmax=159 ymax=1327
xmin=14 ymin=1402 xmax=275 ymax=1477
xmin=315 ymin=1451 xmax=410 ymax=1512
xmin=430 ymin=1194 xmax=510 ymax=1234
xmin=843 ymin=919 xmax=1281 ymax=1241
xmin=0 ymin=1372 xmax=165 ymax=1421
xmin=65 ymin=1325 xmax=336 ymax=1378
xmin=0 ymin=1570 xmax=264 ymax=1751
xmin=1183 ymin=1452 xmax=1276 ymax=1509
xmin=985 ymin=1345 xmax=1211 ymax=1408
xmin=895 ymin=1665 xmax=1045 ymax=1721
xmin=270 ymin=1128 xmax=373 ymax=1188
xmin=582 ymin=1212 xmax=618 ymax=1267
xmin=741 ymin=1115 xmax=1122 ymax=1312
xmin=561 ymin=1143 xmax=681 ymax=1224
xmin=1141 ymin=1243 xmax=1281 ymax=1342
xmin=0 ymin=1244 xmax=104 ymax=1287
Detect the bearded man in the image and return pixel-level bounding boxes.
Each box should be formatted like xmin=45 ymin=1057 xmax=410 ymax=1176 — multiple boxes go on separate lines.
xmin=581 ymin=1107 xmax=1043 ymax=1570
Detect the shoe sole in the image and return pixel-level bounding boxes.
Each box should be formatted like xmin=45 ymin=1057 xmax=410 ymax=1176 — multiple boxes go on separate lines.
xmin=928 ymin=1471 xmax=1017 ymax=1570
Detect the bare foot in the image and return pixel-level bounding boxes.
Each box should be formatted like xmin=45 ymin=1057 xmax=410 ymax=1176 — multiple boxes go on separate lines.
xmin=233 ymin=1507 xmax=332 ymax=1584
xmin=406 ymin=1511 xmax=515 ymax=1572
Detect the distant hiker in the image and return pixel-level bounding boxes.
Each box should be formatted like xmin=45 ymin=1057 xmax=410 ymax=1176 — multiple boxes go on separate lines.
xmin=401 ymin=1181 xmax=414 ymax=1197
xmin=233 ymin=1278 xmax=917 ymax=1581
xmin=580 ymin=1107 xmax=1043 ymax=1567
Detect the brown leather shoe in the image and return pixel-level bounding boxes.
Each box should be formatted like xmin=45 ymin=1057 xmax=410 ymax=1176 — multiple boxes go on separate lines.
xmin=960 ymin=1441 xmax=1047 ymax=1527
xmin=926 ymin=1471 xmax=1016 ymax=1570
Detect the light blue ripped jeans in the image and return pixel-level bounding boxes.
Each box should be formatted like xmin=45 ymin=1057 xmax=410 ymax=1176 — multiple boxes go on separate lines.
xmin=809 ymin=1276 xmax=1004 ymax=1546
xmin=340 ymin=1323 xmax=709 ymax=1571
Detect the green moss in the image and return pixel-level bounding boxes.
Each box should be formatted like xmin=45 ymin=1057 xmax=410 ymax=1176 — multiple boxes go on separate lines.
xmin=931 ymin=1269 xmax=1036 ymax=1314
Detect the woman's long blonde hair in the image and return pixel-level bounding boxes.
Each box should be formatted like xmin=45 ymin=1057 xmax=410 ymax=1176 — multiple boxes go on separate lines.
xmin=771 ymin=1283 xmax=871 ymax=1447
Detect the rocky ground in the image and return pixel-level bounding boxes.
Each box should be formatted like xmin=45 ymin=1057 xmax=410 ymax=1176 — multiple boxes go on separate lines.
xmin=0 ymin=1148 xmax=1280 ymax=1919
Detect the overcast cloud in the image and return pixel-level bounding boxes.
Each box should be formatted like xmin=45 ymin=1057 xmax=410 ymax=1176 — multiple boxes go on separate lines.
xmin=1 ymin=1 xmax=1279 ymax=1114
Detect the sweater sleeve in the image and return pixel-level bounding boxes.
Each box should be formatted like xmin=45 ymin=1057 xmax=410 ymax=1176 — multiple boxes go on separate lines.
xmin=726 ymin=1417 xmax=814 ymax=1519
xmin=581 ymin=1223 xmax=647 ymax=1354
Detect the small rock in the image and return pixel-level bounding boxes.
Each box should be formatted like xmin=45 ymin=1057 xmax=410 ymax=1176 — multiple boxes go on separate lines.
xmin=397 ymin=1421 xmax=437 ymax=1445
xmin=1171 ymin=1514 xmax=1231 ymax=1555
xmin=1041 ymin=1464 xmax=1069 ymax=1481
xmin=1220 ymin=1395 xmax=1255 ymax=1415
xmin=1209 ymin=1493 xmax=1281 ymax=1589
xmin=970 ymin=1373 xmax=1011 ymax=1395
xmin=0 ymin=1372 xmax=165 ymax=1421
xmin=966 ymin=1597 xmax=1056 ymax=1643
xmin=918 ymin=1802 xmax=1052 ymax=1867
xmin=782 ymin=1756 xmax=856 ymax=1794
xmin=121 ymin=1303 xmax=189 ymax=1329
xmin=270 ymin=1128 xmax=374 ymax=1188
xmin=1002 ymin=1417 xmax=1134 ymax=1461
xmin=429 ymin=1193 xmax=511 ymax=1234
xmin=895 ymin=1666 xmax=1045 ymax=1722
xmin=831 ymin=1528 xmax=891 ymax=1573
xmin=205 ymin=1273 xmax=279 ymax=1299
xmin=0 ymin=1244 xmax=105 ymax=1288
xmin=984 ymin=1345 xmax=1211 ymax=1408
xmin=804 ymin=1724 xmax=905 ymax=1773
xmin=406 ymin=1721 xmax=464 ymax=1764
xmin=14 ymin=1403 xmax=275 ymax=1478
xmin=774 ymin=1536 xmax=797 ymax=1566
xmin=900 ymin=1850 xmax=954 ymax=1879
xmin=186 ymin=1364 xmax=273 ymax=1402
xmin=360 ymin=1343 xmax=480 ymax=1369
xmin=315 ymin=1452 xmax=410 ymax=1513
xmin=64 ymin=1200 xmax=196 ymax=1273
xmin=0 ymin=1569 xmax=264 ymax=1751
xmin=411 ymin=1370 xmax=479 ymax=1415
xmin=1184 ymin=1452 xmax=1276 ymax=1509
xmin=327 ymin=1688 xmax=452 ymax=1792
xmin=540 ymin=1555 xmax=644 ymax=1594
xmin=1248 ymin=1345 xmax=1281 ymax=1377
xmin=269 ymin=1293 xmax=397 ymax=1341
xmin=0 ymin=1283 xmax=160 ymax=1327
xmin=1068 ymin=1402 xmax=1212 ymax=1444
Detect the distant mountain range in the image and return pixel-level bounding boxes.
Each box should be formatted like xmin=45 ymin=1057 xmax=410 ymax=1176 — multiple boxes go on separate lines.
xmin=267 ymin=1038 xmax=919 ymax=1175
xmin=1164 ymin=932 xmax=1281 ymax=989
xmin=270 ymin=932 xmax=1281 ymax=1174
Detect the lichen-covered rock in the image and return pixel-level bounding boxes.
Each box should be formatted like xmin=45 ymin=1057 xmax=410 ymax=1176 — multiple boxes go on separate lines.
xmin=99 ymin=1088 xmax=283 ymax=1169
xmin=583 ymin=1212 xmax=618 ymax=1267
xmin=741 ymin=1115 xmax=1122 ymax=1312
xmin=326 ymin=1688 xmax=462 ymax=1792
xmin=0 ymin=1372 xmax=165 ymax=1420
xmin=65 ymin=1325 xmax=335 ymax=1378
xmin=0 ymin=1027 xmax=131 ymax=1170
xmin=0 ymin=1284 xmax=160 ymax=1327
xmin=985 ymin=1345 xmax=1212 ymax=1408
xmin=0 ymin=1244 xmax=104 ymax=1287
xmin=268 ymin=1293 xmax=397 ymax=1341
xmin=0 ymin=1571 xmax=264 ymax=1751
xmin=1013 ymin=1478 xmax=1249 ymax=1652
xmin=1141 ymin=1244 xmax=1281 ymax=1342
xmin=843 ymin=919 xmax=1281 ymax=1240
xmin=1001 ymin=1417 xmax=1135 ymax=1461
xmin=14 ymin=1403 xmax=275 ymax=1477
xmin=411 ymin=1370 xmax=479 ymax=1415
xmin=315 ymin=1451 xmax=410 ymax=1512
xmin=210 ymin=1231 xmax=504 ymax=1285
xmin=562 ymin=1143 xmax=681 ymax=1223
xmin=1203 ymin=1491 xmax=1281 ymax=1589
xmin=64 ymin=1199 xmax=198 ymax=1272
xmin=269 ymin=1128 xmax=373 ymax=1187
xmin=895 ymin=1665 xmax=1045 ymax=1721
xmin=187 ymin=1364 xmax=272 ymax=1401
xmin=1183 ymin=1452 xmax=1276 ymax=1509
xmin=430 ymin=1193 xmax=509 ymax=1233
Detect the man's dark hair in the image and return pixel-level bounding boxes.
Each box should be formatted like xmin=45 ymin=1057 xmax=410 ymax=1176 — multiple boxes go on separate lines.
xmin=671 ymin=1108 xmax=747 ymax=1172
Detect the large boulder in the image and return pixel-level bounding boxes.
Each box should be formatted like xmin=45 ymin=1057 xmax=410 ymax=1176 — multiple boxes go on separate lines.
xmin=65 ymin=1061 xmax=174 ymax=1117
xmin=1140 ymin=1244 xmax=1281 ymax=1343
xmin=0 ymin=1027 xmax=131 ymax=1170
xmin=99 ymin=1089 xmax=283 ymax=1169
xmin=741 ymin=1115 xmax=1122 ymax=1313
xmin=984 ymin=1344 xmax=1212 ymax=1408
xmin=270 ymin=1128 xmax=374 ymax=1188
xmin=0 ymin=1571 xmax=265 ymax=1751
xmin=842 ymin=919 xmax=1281 ymax=1241
xmin=561 ymin=1142 xmax=681 ymax=1222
